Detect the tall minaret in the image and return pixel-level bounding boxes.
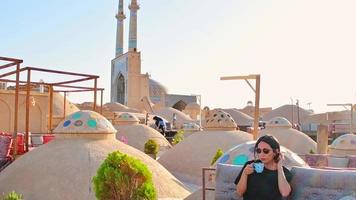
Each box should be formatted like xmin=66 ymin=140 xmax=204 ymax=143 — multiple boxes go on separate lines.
xmin=115 ymin=0 xmax=126 ymax=57
xmin=128 ymin=0 xmax=140 ymax=51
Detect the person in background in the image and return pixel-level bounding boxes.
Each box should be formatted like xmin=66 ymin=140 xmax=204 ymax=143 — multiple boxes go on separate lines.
xmin=235 ymin=135 xmax=292 ymax=200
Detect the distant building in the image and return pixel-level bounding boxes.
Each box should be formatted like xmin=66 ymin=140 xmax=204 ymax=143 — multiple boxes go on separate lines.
xmin=110 ymin=0 xmax=197 ymax=112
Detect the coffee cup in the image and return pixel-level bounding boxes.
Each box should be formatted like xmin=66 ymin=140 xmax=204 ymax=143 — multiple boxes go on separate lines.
xmin=253 ymin=162 xmax=264 ymax=173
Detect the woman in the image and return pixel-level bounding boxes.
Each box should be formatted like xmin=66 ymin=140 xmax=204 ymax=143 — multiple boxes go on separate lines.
xmin=235 ymin=135 xmax=292 ymax=200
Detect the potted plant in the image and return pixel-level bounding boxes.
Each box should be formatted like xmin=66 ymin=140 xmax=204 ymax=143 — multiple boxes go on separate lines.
xmin=144 ymin=139 xmax=159 ymax=159
xmin=93 ymin=151 xmax=156 ymax=200
xmin=2 ymin=191 xmax=23 ymax=200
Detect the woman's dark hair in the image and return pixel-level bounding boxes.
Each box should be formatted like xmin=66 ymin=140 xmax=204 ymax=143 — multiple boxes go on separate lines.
xmin=254 ymin=135 xmax=280 ymax=158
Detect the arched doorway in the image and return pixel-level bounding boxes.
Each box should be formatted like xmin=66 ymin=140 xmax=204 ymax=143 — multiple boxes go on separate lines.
xmin=117 ymin=74 xmax=125 ymax=104
xmin=172 ymin=100 xmax=187 ymax=111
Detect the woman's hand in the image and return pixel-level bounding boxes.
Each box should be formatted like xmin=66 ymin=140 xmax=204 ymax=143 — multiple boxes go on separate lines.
xmin=277 ymin=153 xmax=284 ymax=169
xmin=242 ymin=163 xmax=254 ymax=176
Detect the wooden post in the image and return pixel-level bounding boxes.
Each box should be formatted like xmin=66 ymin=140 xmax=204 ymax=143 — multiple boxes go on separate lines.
xmin=12 ymin=63 xmax=20 ymax=158
xmin=48 ymin=85 xmax=53 ymax=133
xmin=253 ymin=75 xmax=261 ymax=140
xmin=25 ymin=69 xmax=31 ymax=152
xmin=63 ymin=91 xmax=66 ymax=119
xmin=100 ymin=90 xmax=103 ymax=114
xmin=317 ymin=124 xmax=328 ymax=154
xmin=93 ymin=78 xmax=97 ymax=111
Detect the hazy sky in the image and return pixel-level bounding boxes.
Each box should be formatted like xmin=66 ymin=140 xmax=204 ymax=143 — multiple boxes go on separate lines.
xmin=1 ymin=0 xmax=356 ymax=113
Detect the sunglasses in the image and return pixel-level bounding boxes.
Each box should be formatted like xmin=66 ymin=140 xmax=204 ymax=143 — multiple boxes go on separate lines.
xmin=256 ymin=148 xmax=272 ymax=154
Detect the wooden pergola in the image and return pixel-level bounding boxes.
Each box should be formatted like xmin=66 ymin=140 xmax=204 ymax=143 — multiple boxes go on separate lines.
xmin=0 ymin=56 xmax=104 ymax=157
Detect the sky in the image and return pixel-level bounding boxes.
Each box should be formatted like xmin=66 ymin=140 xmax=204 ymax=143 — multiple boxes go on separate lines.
xmin=1 ymin=0 xmax=356 ymax=114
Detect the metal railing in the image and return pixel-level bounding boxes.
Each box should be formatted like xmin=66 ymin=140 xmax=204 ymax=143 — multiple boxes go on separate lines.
xmin=202 ymin=167 xmax=216 ymax=200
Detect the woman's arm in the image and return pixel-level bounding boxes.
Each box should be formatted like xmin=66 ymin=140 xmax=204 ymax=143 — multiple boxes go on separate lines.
xmin=236 ymin=163 xmax=254 ymax=197
xmin=277 ymin=157 xmax=291 ymax=197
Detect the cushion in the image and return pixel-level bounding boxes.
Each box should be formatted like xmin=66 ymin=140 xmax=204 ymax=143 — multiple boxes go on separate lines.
xmin=305 ymin=154 xmax=328 ymax=167
xmin=290 ymin=167 xmax=356 ymax=200
xmin=348 ymin=156 xmax=356 ymax=168
xmin=0 ymin=135 xmax=12 ymax=158
xmin=215 ymin=163 xmax=243 ymax=200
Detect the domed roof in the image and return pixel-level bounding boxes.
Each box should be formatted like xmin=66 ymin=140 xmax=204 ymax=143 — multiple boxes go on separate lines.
xmin=222 ymin=109 xmax=254 ymax=126
xmin=149 ymin=79 xmax=168 ymax=96
xmin=184 ymin=102 xmax=200 ymax=110
xmin=53 ymin=92 xmax=79 ymax=116
xmin=330 ymin=134 xmax=356 ymax=150
xmin=262 ymin=104 xmax=311 ymax=123
xmin=104 ymin=102 xmax=139 ymax=113
xmin=259 ymin=127 xmax=316 ymax=155
xmin=204 ymin=109 xmax=237 ymax=131
xmin=0 ymin=127 xmax=190 ymax=199
xmin=267 ymin=117 xmax=292 ymax=128
xmin=115 ymin=124 xmax=171 ymax=152
xmin=158 ymin=130 xmax=252 ymax=185
xmin=114 ymin=112 xmax=140 ymax=125
xmin=54 ymin=110 xmax=116 ymax=134
xmin=154 ymin=107 xmax=193 ymax=129
xmin=216 ymin=141 xmax=308 ymax=168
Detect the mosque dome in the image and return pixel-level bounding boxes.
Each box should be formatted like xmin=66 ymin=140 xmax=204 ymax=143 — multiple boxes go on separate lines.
xmin=54 ymin=110 xmax=116 ymax=134
xmin=216 ymin=141 xmax=308 ymax=168
xmin=267 ymin=117 xmax=292 ymax=128
xmin=259 ymin=117 xmax=316 ymax=155
xmin=330 ymin=134 xmax=356 ymax=152
xmin=203 ymin=109 xmax=237 ymax=131
xmin=114 ymin=112 xmax=140 ymax=125
xmin=149 ymin=79 xmax=168 ymax=104
xmin=158 ymin=129 xmax=252 ymax=186
xmin=0 ymin=111 xmax=190 ymax=200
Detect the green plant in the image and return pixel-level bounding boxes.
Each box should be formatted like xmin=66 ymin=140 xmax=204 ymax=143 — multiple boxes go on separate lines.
xmin=2 ymin=191 xmax=23 ymax=200
xmin=309 ymin=149 xmax=315 ymax=154
xmin=93 ymin=151 xmax=156 ymax=200
xmin=172 ymin=129 xmax=184 ymax=145
xmin=144 ymin=139 xmax=159 ymax=157
xmin=210 ymin=148 xmax=224 ymax=165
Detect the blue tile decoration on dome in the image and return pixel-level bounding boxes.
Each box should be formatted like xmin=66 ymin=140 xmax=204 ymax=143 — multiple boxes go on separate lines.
xmin=87 ymin=119 xmax=97 ymax=128
xmin=72 ymin=112 xmax=81 ymax=120
xmin=232 ymin=154 xmax=249 ymax=165
xmin=63 ymin=120 xmax=71 ymax=127
xmin=218 ymin=154 xmax=230 ymax=164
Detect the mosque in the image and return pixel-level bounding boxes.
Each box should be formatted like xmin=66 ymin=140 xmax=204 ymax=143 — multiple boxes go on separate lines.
xmin=110 ymin=0 xmax=197 ymax=112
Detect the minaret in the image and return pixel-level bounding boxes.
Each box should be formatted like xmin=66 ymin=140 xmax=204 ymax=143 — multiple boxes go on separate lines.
xmin=128 ymin=0 xmax=140 ymax=51
xmin=115 ymin=0 xmax=126 ymax=57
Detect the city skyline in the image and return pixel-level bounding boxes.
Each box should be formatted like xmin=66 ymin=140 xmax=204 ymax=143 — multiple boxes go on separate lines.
xmin=1 ymin=0 xmax=356 ymax=113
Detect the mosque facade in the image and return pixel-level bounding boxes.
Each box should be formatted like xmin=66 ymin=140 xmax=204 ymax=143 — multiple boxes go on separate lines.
xmin=110 ymin=0 xmax=197 ymax=112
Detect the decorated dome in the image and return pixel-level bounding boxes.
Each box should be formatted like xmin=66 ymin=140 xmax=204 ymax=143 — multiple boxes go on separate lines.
xmin=216 ymin=141 xmax=308 ymax=168
xmin=330 ymin=134 xmax=356 ymax=150
xmin=267 ymin=117 xmax=292 ymax=128
xmin=114 ymin=112 xmax=140 ymax=125
xmin=53 ymin=110 xmax=116 ymax=134
xmin=204 ymin=109 xmax=237 ymax=130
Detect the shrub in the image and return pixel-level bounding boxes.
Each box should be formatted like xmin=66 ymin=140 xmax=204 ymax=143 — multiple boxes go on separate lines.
xmin=93 ymin=151 xmax=156 ymax=200
xmin=172 ymin=129 xmax=184 ymax=145
xmin=309 ymin=149 xmax=315 ymax=154
xmin=210 ymin=148 xmax=224 ymax=165
xmin=144 ymin=139 xmax=159 ymax=158
xmin=2 ymin=191 xmax=23 ymax=200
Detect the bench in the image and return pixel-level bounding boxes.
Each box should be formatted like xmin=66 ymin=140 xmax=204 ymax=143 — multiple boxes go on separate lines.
xmin=215 ymin=163 xmax=356 ymax=200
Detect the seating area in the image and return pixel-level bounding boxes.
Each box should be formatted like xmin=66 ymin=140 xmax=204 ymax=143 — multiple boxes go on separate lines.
xmin=301 ymin=154 xmax=356 ymax=168
xmin=0 ymin=132 xmax=55 ymax=172
xmin=214 ymin=163 xmax=356 ymax=200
